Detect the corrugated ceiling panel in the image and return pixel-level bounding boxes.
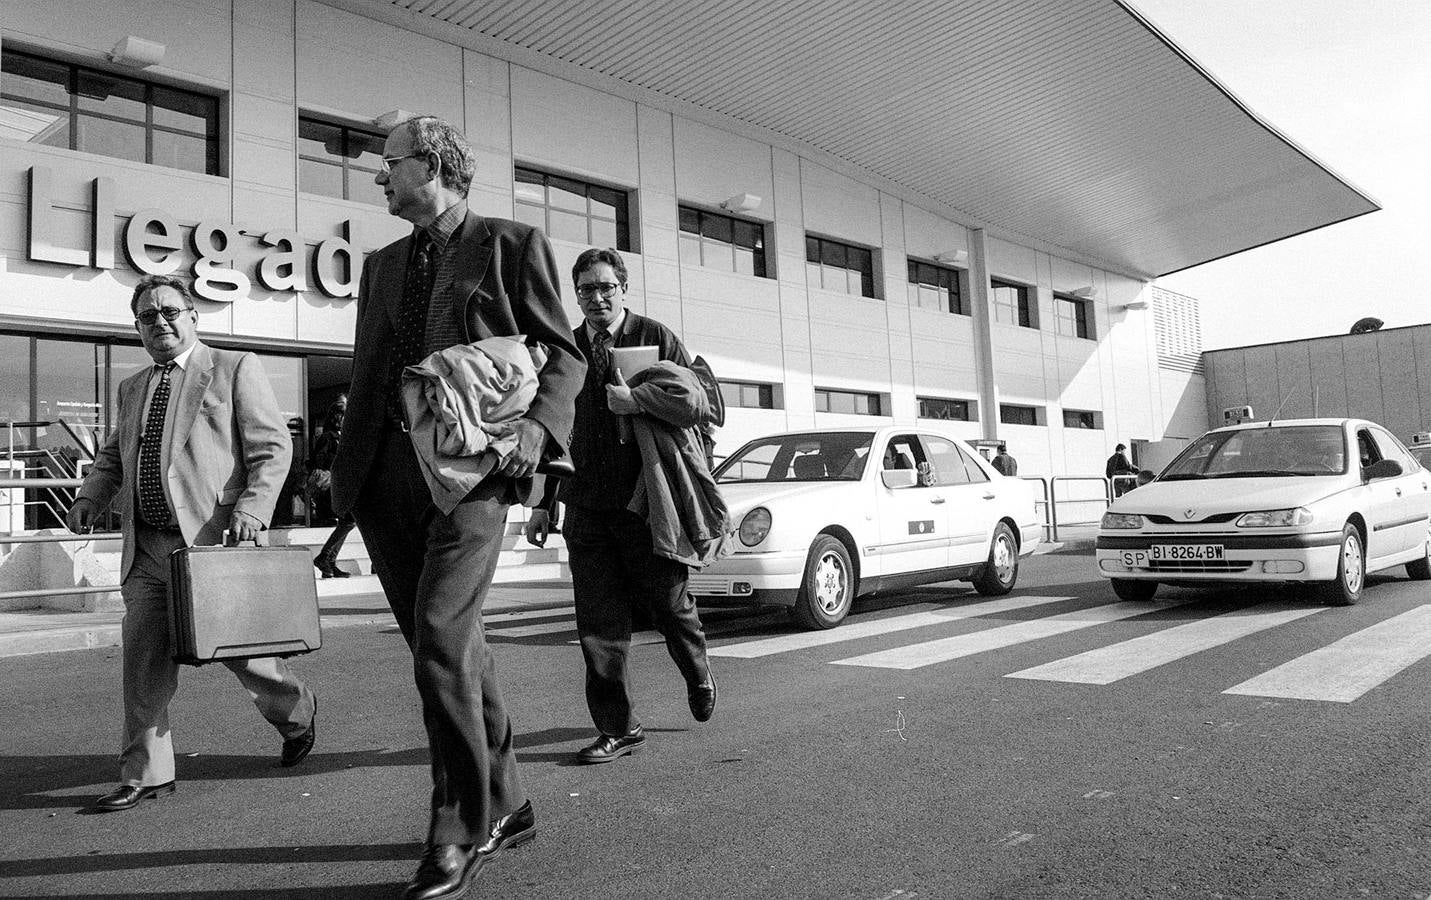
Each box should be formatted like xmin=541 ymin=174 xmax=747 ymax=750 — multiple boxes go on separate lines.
xmin=375 ymin=0 xmax=1376 ymax=278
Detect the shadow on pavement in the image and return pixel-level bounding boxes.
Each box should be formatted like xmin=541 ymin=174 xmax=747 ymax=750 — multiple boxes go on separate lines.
xmin=0 ymin=842 xmax=421 ymax=878
xmin=0 ymin=890 xmax=401 ymax=900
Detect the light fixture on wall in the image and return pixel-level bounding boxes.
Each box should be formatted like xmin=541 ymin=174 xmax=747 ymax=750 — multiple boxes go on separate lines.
xmin=1069 ymin=285 xmax=1098 ymax=299
xmin=719 ymin=192 xmax=762 ymax=213
xmin=109 ymin=36 xmax=165 ymax=68
xmin=1117 ymin=299 xmax=1150 ymax=311
xmin=373 ymin=109 xmax=415 ymax=130
xmin=931 ymin=249 xmax=968 ymax=266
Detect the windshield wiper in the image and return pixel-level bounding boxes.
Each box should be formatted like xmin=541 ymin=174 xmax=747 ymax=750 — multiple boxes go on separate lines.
xmin=1158 ymin=473 xmax=1205 ymax=481
xmin=1209 ymin=469 xmax=1301 ymax=478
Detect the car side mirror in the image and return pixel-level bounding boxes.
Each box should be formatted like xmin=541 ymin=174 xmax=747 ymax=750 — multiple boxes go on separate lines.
xmin=1363 ymin=458 xmax=1403 ymax=481
xmin=1136 ymin=469 xmax=1156 ymax=485
xmin=881 ymin=468 xmax=918 ymax=489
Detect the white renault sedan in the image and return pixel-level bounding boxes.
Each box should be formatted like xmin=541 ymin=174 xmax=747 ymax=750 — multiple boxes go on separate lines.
xmin=1096 ymin=418 xmax=1431 ymax=605
xmin=689 ymin=427 xmax=1042 ymax=629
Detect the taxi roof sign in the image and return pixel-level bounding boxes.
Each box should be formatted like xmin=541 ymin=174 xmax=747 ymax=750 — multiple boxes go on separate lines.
xmin=1223 ymin=405 xmax=1254 ymax=425
xmin=1411 ymin=431 xmax=1431 ymax=447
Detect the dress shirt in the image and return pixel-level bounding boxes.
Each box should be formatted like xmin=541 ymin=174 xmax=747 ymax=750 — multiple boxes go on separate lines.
xmin=421 ymin=199 xmax=469 ymax=355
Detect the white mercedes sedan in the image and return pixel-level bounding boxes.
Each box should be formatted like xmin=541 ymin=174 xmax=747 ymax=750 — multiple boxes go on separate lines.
xmin=1096 ymin=418 xmax=1431 ymax=605
xmin=689 ymin=427 xmax=1042 ymax=629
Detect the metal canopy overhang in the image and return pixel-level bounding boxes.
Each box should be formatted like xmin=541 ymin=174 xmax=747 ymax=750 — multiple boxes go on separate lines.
xmin=333 ymin=0 xmax=1378 ymax=280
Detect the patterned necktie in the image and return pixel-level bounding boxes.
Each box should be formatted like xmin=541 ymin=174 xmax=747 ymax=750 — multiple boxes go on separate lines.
xmin=138 ymin=362 xmax=176 ymax=526
xmin=590 ymin=329 xmax=612 ymax=383
xmin=386 ymin=232 xmax=434 ymax=425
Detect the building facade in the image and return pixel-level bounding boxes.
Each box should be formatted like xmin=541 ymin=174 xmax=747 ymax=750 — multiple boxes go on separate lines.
xmin=0 ymin=1 xmax=1369 ymax=530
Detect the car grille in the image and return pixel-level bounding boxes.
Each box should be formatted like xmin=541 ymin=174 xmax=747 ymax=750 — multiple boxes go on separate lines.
xmin=1144 ymin=513 xmax=1240 ymax=525
xmin=1148 ymin=559 xmax=1254 ymax=573
xmin=689 ymin=574 xmax=734 ymax=595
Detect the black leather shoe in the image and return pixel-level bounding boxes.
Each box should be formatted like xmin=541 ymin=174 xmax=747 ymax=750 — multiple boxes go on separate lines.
xmin=313 ymin=557 xmax=348 ymax=578
xmin=688 ymin=670 xmax=717 ymax=723
xmin=92 ymin=781 xmax=175 ymax=812
xmin=577 ymin=726 xmax=646 ymax=764
xmin=404 ymin=843 xmax=482 ymax=900
xmin=477 ymin=799 xmax=536 ymax=856
xmin=281 ymin=709 xmax=316 ymax=768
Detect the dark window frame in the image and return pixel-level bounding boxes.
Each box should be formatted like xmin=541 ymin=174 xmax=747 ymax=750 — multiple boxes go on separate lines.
xmin=815 ymin=388 xmax=885 ymax=416
xmin=805 ymin=234 xmax=877 ymax=299
xmin=991 ymin=278 xmax=1035 ymax=329
xmin=718 ymin=379 xmax=779 ymax=410
xmin=514 ymin=164 xmax=633 ymax=251
xmin=1062 ymin=408 xmax=1102 ymax=429
xmin=0 ymin=48 xmax=221 ymax=175
xmin=917 ymin=396 xmax=975 ymax=421
xmin=907 ymin=259 xmax=968 ymax=315
xmin=1053 ymin=292 xmax=1094 ymax=339
xmin=678 ymin=205 xmax=769 ymax=278
xmin=297 ymin=115 xmax=386 ymax=205
xmin=1000 ymin=403 xmax=1044 ymax=426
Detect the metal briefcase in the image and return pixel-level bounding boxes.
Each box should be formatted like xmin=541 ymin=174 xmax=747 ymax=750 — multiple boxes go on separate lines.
xmin=168 ymin=540 xmax=322 ymax=665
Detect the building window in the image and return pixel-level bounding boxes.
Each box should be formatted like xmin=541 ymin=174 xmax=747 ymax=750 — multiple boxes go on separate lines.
xmin=0 ymin=49 xmax=221 ymax=175
xmin=917 ymin=396 xmax=974 ymax=421
xmin=991 ymin=278 xmax=1035 ymax=328
xmin=806 ymin=235 xmax=876 ymax=298
xmin=1062 ymin=409 xmax=1103 ymax=429
xmin=678 ymin=207 xmax=768 ymax=277
xmin=719 ymin=380 xmax=779 ymax=410
xmin=297 ymin=117 xmax=385 ymax=206
xmin=1000 ymin=403 xmax=1044 ymax=426
xmin=816 ymin=388 xmax=884 ymax=416
xmin=1054 ymin=293 xmax=1094 ymax=339
xmin=514 ymin=166 xmax=631 ymax=250
xmin=907 ymin=260 xmax=967 ymax=315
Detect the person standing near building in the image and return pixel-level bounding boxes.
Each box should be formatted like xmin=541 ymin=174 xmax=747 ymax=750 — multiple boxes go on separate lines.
xmin=524 ymin=247 xmax=718 ymax=766
xmin=65 ymin=274 xmax=317 ymax=812
xmin=308 ymin=394 xmax=353 ymax=578
xmin=1106 ymin=442 xmax=1137 ymax=496
xmin=329 ymin=115 xmax=583 ymax=900
xmin=991 ymin=443 xmax=1018 ymax=476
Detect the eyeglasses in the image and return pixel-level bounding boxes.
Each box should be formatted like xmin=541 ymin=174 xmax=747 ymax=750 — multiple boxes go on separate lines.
xmin=379 ymin=153 xmax=420 ymax=174
xmin=135 ymin=306 xmax=194 ymax=325
xmin=576 ymin=282 xmax=621 ymax=299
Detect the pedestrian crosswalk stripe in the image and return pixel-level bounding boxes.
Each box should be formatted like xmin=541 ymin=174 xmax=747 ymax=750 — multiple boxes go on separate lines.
xmin=486 ymin=606 xmax=575 ymax=624
xmin=832 ymin=600 xmax=1192 ymax=670
xmin=488 ymin=621 xmax=577 ymax=638
xmin=1006 ymin=602 xmax=1324 ymax=685
xmin=1223 ymin=604 xmax=1431 ymax=702
xmin=707 ymin=595 xmax=1074 ymax=659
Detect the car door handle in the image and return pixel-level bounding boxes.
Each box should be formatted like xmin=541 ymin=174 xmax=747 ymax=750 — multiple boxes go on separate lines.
xmin=982 ymin=493 xmax=996 ymax=500
xmin=1395 ymin=487 xmax=1402 ymax=496
xmin=929 ymin=496 xmax=946 ymax=504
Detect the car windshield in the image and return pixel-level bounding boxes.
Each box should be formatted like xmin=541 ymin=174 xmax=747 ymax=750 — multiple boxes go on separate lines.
xmin=714 ymin=432 xmax=874 ymax=483
xmin=1160 ymin=424 xmax=1348 ymax=480
xmin=1412 ymin=446 xmax=1431 ymax=471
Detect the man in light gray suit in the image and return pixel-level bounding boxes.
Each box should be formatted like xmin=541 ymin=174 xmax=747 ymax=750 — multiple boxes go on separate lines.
xmin=67 ymin=274 xmax=317 ymax=813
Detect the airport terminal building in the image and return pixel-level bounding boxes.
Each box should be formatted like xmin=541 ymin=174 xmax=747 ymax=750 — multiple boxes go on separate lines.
xmin=0 ymin=0 xmax=1376 ymax=529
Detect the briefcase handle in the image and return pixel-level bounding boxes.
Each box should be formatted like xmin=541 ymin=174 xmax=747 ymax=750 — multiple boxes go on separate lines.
xmin=221 ymin=529 xmax=270 ymax=548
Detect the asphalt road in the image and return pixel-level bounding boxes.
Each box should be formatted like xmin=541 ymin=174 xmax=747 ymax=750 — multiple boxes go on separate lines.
xmin=2 ymin=554 xmax=1430 ymax=899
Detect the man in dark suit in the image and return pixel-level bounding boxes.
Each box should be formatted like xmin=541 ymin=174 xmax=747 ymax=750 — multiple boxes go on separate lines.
xmin=330 ymin=115 xmax=583 ymax=900
xmin=524 ymin=247 xmax=717 ymax=765
xmin=66 ymin=274 xmax=317 ymax=812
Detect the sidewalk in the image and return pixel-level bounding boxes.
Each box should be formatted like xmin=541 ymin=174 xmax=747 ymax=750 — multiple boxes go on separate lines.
xmin=0 ymin=529 xmax=1094 ymax=660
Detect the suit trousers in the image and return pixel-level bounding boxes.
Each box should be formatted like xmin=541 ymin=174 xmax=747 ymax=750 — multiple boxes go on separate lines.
xmin=119 ymin=523 xmax=316 ymax=787
xmin=351 ymin=432 xmax=524 ymax=846
xmin=565 ymin=504 xmax=710 ymax=737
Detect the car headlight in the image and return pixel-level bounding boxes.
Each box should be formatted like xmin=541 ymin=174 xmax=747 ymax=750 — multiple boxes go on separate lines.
xmin=1100 ymin=512 xmax=1144 ymax=529
xmin=738 ymin=507 xmax=772 ymax=546
xmin=1236 ymin=507 xmax=1313 ymax=527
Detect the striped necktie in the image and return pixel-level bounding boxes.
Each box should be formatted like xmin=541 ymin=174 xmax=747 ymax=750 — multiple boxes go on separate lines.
xmin=138 ymin=362 xmax=176 ymax=526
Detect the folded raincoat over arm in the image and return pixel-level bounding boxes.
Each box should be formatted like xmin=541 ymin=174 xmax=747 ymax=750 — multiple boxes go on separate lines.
xmin=625 ymin=361 xmax=734 ymax=568
xmin=400 ymin=336 xmax=548 ymax=514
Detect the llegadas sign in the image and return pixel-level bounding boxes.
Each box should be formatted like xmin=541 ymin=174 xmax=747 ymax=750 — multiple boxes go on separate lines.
xmin=26 ymin=166 xmax=363 ymax=302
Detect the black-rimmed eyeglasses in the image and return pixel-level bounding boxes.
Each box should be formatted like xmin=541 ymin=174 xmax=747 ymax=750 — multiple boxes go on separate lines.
xmin=576 ymin=282 xmax=621 ymax=299
xmin=135 ymin=307 xmax=194 ymax=325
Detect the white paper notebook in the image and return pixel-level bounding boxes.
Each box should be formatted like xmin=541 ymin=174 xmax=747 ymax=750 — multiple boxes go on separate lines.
xmin=610 ymin=345 xmax=659 ymax=377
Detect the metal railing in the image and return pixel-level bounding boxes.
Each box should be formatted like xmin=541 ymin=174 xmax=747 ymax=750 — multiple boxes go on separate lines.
xmin=1019 ymin=475 xmax=1129 ymax=543
xmin=0 ymin=475 xmax=124 ymax=602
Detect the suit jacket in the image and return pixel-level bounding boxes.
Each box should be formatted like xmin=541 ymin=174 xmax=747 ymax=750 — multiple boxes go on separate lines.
xmin=77 ymin=342 xmax=292 ymax=581
xmin=332 ymin=212 xmax=585 ymax=514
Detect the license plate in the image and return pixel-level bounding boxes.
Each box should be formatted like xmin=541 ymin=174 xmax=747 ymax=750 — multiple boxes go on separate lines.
xmin=1121 ymin=545 xmax=1225 ymax=567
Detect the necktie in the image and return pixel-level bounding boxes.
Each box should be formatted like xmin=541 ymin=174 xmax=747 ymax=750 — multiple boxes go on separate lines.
xmin=386 ymin=232 xmax=435 ymax=425
xmin=138 ymin=362 xmax=176 ymax=526
xmin=590 ymin=329 xmax=612 ymax=383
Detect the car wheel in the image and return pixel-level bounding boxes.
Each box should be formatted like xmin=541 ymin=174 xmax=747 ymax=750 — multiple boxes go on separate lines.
xmin=1110 ymin=578 xmax=1158 ymax=602
xmin=792 ymin=534 xmax=853 ymax=630
xmin=972 ymin=522 xmax=1019 ymax=596
xmin=1316 ymin=523 xmax=1364 ymax=606
xmin=1407 ymin=529 xmax=1431 ymax=581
